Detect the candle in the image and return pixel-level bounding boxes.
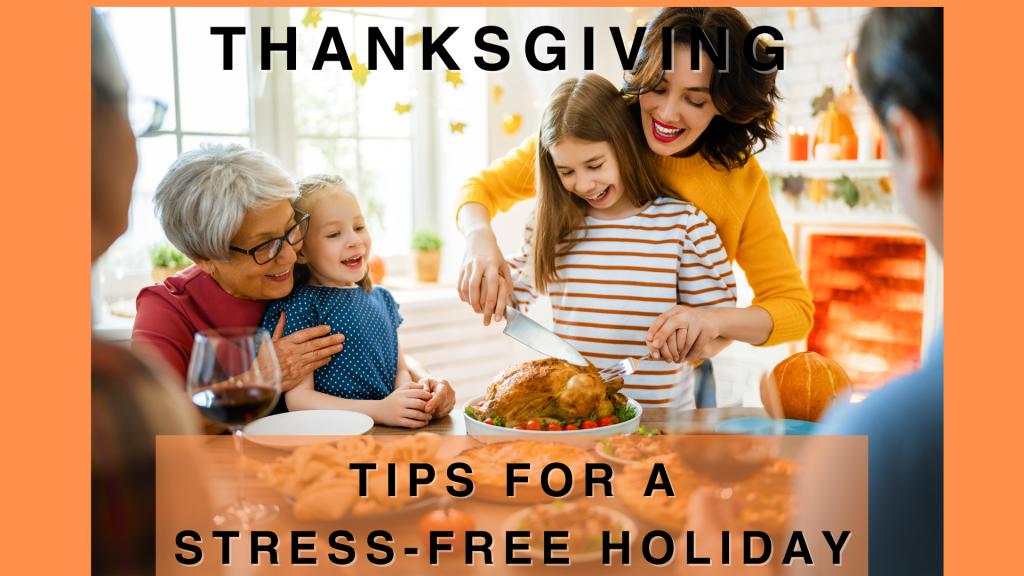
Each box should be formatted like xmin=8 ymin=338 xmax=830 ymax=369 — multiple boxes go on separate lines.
xmin=789 ymin=126 xmax=809 ymax=161
xmin=878 ymin=130 xmax=889 ymax=160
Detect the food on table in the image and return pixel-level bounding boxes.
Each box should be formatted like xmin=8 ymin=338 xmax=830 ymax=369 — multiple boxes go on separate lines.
xmin=764 ymin=351 xmax=852 ymax=422
xmin=458 ymin=440 xmax=595 ymax=502
xmin=616 ymin=453 xmax=799 ymax=534
xmin=467 ymin=358 xmax=628 ymax=428
xmin=598 ymin=428 xmax=669 ymax=462
xmin=418 ymin=509 xmax=475 ymax=552
xmin=247 ymin=435 xmax=443 ymax=520
xmin=515 ymin=501 xmax=625 ymax=555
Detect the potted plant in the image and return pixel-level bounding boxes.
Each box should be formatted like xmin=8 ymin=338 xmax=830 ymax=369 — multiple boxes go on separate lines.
xmin=149 ymin=242 xmax=193 ymax=284
xmin=411 ymin=229 xmax=443 ymax=283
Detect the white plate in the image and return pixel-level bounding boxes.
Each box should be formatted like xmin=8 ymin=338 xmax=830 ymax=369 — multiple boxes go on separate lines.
xmin=463 ymin=394 xmax=642 ymax=446
xmin=499 ymin=504 xmax=637 ymax=563
xmin=242 ymin=410 xmax=374 ymax=448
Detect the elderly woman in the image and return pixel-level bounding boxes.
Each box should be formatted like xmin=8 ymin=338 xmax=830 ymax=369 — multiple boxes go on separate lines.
xmin=132 ymin=144 xmax=455 ymax=419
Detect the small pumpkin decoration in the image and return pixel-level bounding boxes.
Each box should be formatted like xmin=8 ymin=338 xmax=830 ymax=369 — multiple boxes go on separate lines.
xmin=762 ymin=351 xmax=852 ymax=422
xmin=813 ymin=102 xmax=857 ymax=149
xmin=367 ymin=252 xmax=386 ymax=284
xmin=418 ymin=508 xmax=476 ymax=552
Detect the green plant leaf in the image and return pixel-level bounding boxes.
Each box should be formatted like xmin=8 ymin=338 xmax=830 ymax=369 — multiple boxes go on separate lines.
xmin=832 ymin=175 xmax=859 ymax=207
xmin=464 ymin=404 xmax=477 ymax=420
xmin=149 ymin=242 xmax=193 ymax=268
xmin=411 ymin=229 xmax=443 ymax=251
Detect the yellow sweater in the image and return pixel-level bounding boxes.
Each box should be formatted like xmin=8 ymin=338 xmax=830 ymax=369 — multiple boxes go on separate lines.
xmin=457 ymin=137 xmax=813 ymax=347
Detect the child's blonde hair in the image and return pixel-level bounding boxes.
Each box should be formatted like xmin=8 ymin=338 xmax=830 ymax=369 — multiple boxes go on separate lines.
xmin=293 ymin=174 xmax=373 ymax=292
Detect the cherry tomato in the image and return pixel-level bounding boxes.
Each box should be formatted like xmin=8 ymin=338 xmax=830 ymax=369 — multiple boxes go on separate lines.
xmin=609 ymin=415 xmax=621 ymax=424
xmin=581 ymin=420 xmax=599 ymax=430
xmin=545 ymin=423 xmax=562 ymax=431
xmin=513 ymin=425 xmax=526 ymax=430
xmin=483 ymin=418 xmax=494 ymax=425
xmin=596 ymin=416 xmax=615 ymax=427
xmin=562 ymin=423 xmax=579 ymax=431
xmin=525 ymin=420 xmax=542 ymax=431
xmin=477 ymin=401 xmax=485 ymax=407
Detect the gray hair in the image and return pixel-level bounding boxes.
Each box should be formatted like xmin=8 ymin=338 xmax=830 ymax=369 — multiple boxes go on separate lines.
xmin=154 ymin=144 xmax=297 ymax=261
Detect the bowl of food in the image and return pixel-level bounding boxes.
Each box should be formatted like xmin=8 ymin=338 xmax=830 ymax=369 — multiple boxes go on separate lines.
xmin=465 ymin=394 xmax=641 ymax=438
xmin=500 ymin=501 xmax=636 ymax=563
xmin=595 ymin=427 xmax=670 ymax=466
xmin=463 ymin=358 xmax=642 ymax=441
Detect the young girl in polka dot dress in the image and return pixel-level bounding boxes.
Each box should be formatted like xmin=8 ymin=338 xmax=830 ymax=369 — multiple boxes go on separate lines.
xmin=261 ymin=174 xmax=444 ymax=428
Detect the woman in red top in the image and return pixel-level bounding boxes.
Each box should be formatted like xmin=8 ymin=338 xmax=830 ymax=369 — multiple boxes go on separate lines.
xmin=133 ymin=144 xmax=455 ymax=418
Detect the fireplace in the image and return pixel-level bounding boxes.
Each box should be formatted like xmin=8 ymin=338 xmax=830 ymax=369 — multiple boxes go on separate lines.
xmin=794 ymin=223 xmax=943 ymax=393
xmin=806 ymin=234 xmax=925 ymax=390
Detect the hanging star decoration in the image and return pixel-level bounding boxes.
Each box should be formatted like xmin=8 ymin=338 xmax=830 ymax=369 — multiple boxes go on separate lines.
xmin=302 ymin=7 xmax=323 ymax=29
xmin=450 ymin=122 xmax=467 ymax=134
xmin=446 ymin=70 xmax=463 ymax=89
xmin=394 ymin=102 xmax=412 ymax=115
xmin=350 ymin=54 xmax=370 ymax=86
xmin=493 ymin=85 xmax=504 ymax=105
xmin=405 ymin=31 xmax=423 ymax=46
xmin=502 ymin=114 xmax=522 ymax=135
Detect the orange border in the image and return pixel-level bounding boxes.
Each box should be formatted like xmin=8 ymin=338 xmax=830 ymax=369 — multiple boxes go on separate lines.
xmin=4 ymin=2 xmax=1011 ymax=574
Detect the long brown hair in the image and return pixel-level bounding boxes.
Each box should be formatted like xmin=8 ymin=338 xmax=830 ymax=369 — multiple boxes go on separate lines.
xmin=622 ymin=7 xmax=781 ymax=170
xmin=293 ymin=174 xmax=373 ymax=293
xmin=531 ymin=74 xmax=671 ymax=294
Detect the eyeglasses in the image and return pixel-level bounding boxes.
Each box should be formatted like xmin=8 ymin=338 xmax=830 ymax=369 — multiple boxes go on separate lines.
xmin=129 ymin=97 xmax=168 ymax=137
xmin=229 ymin=210 xmax=310 ymax=265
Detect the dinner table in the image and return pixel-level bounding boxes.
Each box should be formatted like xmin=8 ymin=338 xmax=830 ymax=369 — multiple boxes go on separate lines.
xmin=167 ymin=407 xmax=777 ymax=573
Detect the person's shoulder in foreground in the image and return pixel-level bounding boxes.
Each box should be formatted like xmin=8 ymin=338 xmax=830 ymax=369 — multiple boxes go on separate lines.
xmin=820 ymin=326 xmax=944 ymax=576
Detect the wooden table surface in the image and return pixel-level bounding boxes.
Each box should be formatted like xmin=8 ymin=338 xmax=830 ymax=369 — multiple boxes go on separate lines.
xmin=369 ymin=406 xmax=769 ymax=435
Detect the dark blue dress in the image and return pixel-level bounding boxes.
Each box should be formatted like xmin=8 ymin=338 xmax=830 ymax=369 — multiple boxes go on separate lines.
xmin=261 ymin=285 xmax=402 ymax=400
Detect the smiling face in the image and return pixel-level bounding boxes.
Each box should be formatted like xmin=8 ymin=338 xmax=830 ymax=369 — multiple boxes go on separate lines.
xmin=549 ymin=138 xmax=641 ymax=220
xmin=296 ymin=191 xmax=372 ymax=287
xmin=638 ymin=46 xmax=721 ymax=157
xmin=197 ymin=198 xmax=299 ymax=301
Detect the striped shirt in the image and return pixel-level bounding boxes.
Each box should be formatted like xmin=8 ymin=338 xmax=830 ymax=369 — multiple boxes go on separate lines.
xmin=507 ymin=197 xmax=737 ymax=407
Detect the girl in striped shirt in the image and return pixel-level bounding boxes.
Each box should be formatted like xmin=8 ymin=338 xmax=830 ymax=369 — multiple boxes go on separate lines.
xmin=507 ymin=74 xmax=737 ymax=408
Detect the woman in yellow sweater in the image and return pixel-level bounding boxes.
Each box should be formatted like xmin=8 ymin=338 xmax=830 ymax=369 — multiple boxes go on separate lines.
xmin=457 ymin=7 xmax=813 ymax=363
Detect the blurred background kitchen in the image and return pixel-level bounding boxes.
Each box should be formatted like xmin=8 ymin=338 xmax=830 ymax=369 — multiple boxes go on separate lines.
xmin=93 ymin=6 xmax=942 ymax=408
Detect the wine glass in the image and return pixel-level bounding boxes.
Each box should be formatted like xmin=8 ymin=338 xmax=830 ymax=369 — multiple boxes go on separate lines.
xmin=665 ymin=364 xmax=785 ymax=497
xmin=187 ymin=327 xmax=282 ymax=527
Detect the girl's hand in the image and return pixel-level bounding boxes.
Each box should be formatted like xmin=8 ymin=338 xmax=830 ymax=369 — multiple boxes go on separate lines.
xmin=418 ymin=377 xmax=456 ymax=419
xmin=646 ymin=305 xmax=722 ymax=363
xmin=272 ymin=311 xmax=346 ymax=392
xmin=374 ymin=387 xmax=433 ymax=428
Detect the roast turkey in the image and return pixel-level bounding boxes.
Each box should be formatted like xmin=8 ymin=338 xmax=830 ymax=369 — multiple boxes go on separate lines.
xmin=477 ymin=358 xmax=627 ymax=426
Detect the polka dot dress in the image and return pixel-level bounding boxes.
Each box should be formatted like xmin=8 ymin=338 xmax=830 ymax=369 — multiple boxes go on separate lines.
xmin=261 ymin=285 xmax=402 ymax=400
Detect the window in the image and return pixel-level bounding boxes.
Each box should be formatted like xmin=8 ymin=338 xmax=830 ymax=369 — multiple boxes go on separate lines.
xmin=284 ymin=7 xmax=420 ymax=257
xmin=98 ymin=6 xmax=253 ymax=277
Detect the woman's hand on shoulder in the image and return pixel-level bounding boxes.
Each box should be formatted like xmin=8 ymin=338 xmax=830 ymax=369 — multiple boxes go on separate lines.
xmin=375 ymin=386 xmax=433 ymax=428
xmin=646 ymin=305 xmax=723 ymax=363
xmin=271 ymin=311 xmax=346 ymax=392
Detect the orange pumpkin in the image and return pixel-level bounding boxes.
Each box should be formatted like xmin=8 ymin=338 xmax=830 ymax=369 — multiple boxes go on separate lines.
xmin=368 ymin=252 xmax=386 ymax=284
xmin=764 ymin=351 xmax=852 ymax=422
xmin=418 ymin=509 xmax=475 ymax=553
xmin=813 ymin=102 xmax=857 ymax=148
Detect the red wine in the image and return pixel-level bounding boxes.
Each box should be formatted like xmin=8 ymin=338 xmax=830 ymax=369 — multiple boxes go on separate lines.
xmin=672 ymin=433 xmax=773 ymax=484
xmin=191 ymin=385 xmax=277 ymax=426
